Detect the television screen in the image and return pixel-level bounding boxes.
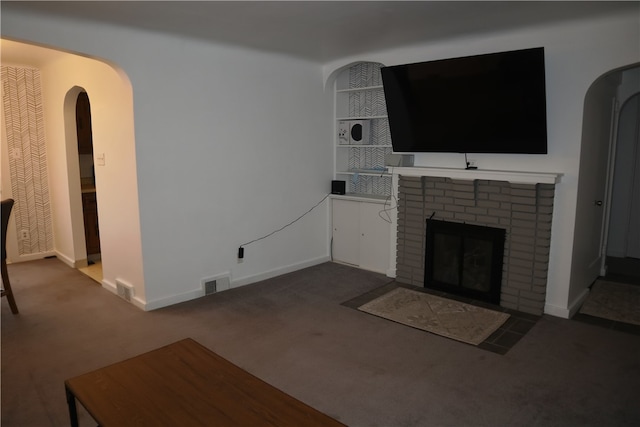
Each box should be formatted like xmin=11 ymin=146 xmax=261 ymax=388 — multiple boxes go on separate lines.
xmin=381 ymin=47 xmax=547 ymax=154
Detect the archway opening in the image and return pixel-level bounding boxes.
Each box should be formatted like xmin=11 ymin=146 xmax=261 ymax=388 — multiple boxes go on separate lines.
xmin=75 ymin=91 xmax=102 ymax=282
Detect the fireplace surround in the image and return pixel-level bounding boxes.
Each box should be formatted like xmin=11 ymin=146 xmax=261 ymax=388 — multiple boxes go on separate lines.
xmin=395 ymin=173 xmax=556 ymax=315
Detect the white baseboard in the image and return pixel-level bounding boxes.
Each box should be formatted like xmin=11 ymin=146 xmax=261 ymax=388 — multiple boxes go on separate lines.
xmin=141 ymin=287 xmax=203 ymax=311
xmin=8 ymin=251 xmax=57 ymax=264
xmin=55 ymin=251 xmax=76 ymax=267
xmin=567 ymin=288 xmax=590 ymax=318
xmin=543 ymin=303 xmax=571 ymax=319
xmin=231 ymin=255 xmax=330 ymax=289
xmin=55 ymin=251 xmax=86 ymax=268
xmin=102 ymin=278 xmax=147 ymax=310
xmin=544 ymin=288 xmax=590 ymax=319
xmin=103 ymin=256 xmax=331 ymax=312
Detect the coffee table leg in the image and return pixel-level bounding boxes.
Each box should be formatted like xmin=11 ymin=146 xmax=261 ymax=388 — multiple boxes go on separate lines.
xmin=65 ymin=384 xmax=79 ymax=427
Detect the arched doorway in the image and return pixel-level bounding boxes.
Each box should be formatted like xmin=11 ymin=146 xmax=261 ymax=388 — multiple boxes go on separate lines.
xmin=2 ymin=38 xmax=146 ymax=305
xmin=605 ymin=86 xmax=640 ymax=278
xmin=569 ymin=63 xmax=639 ymax=314
xmin=75 ymin=91 xmax=102 ymax=282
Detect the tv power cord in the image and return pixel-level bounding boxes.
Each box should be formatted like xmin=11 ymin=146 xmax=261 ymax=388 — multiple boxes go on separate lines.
xmin=238 ymin=193 xmax=331 ymax=259
xmin=464 ymin=153 xmax=478 ymax=170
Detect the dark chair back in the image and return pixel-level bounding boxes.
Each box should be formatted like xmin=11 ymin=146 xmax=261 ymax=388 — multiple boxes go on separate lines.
xmin=1 ymin=198 xmax=14 ymax=260
xmin=1 ymin=198 xmax=19 ymax=313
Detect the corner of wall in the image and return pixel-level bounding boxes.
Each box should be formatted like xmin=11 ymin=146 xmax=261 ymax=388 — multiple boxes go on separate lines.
xmin=544 ymin=286 xmax=589 ymax=319
xmin=102 ymin=278 xmax=147 ymax=310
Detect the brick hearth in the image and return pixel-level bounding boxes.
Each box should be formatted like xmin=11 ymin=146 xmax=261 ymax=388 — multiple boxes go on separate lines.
xmin=395 ymin=176 xmax=555 ymax=315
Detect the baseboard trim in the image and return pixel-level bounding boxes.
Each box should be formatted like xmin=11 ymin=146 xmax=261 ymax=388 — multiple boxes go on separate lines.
xmin=544 ymin=303 xmax=571 ymax=319
xmin=8 ymin=251 xmax=57 ymax=265
xmin=117 ymin=256 xmax=331 ymax=312
xmin=544 ymin=288 xmax=590 ymax=319
xmin=567 ymin=288 xmax=590 ymax=318
xmin=56 ymin=251 xmax=76 ymax=268
xmin=142 ymin=287 xmax=203 ymax=311
xmin=231 ymin=256 xmax=331 ymax=289
xmin=102 ymin=278 xmax=147 ymax=310
xmin=55 ymin=251 xmax=85 ymax=268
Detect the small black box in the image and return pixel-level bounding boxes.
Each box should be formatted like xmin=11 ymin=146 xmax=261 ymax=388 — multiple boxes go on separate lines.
xmin=331 ymin=180 xmax=346 ymax=195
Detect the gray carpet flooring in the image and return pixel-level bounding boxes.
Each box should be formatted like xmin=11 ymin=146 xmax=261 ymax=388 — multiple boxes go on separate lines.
xmin=2 ymin=258 xmax=640 ymax=427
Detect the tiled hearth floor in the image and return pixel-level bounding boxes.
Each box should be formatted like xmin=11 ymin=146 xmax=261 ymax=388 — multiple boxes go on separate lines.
xmin=343 ymin=281 xmax=540 ymax=355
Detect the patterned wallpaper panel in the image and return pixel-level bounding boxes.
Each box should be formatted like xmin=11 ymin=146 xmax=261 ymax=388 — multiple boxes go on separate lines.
xmin=348 ymin=62 xmax=383 ymax=88
xmin=1 ymin=66 xmax=53 ymax=256
xmin=344 ymin=62 xmax=391 ymax=197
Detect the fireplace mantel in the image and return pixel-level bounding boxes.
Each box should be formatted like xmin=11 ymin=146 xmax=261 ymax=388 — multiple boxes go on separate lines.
xmin=392 ymin=166 xmax=561 ymax=185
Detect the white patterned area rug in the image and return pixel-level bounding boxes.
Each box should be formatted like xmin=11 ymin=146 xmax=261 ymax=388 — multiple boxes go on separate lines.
xmin=358 ymin=287 xmax=510 ymax=345
xmin=579 ymin=280 xmax=640 ymax=326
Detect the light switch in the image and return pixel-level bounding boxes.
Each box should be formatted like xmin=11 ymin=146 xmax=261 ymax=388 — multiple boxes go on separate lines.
xmin=96 ymin=152 xmax=105 ymax=166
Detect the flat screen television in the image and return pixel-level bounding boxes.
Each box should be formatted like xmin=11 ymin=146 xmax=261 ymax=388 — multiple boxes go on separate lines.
xmin=381 ymin=47 xmax=547 ymax=154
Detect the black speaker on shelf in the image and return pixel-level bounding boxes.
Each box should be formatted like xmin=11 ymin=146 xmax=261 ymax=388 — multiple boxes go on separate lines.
xmin=331 ymin=180 xmax=346 ymax=195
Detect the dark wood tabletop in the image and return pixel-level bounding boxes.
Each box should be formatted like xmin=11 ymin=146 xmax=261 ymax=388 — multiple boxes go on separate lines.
xmin=64 ymin=338 xmax=346 ymax=426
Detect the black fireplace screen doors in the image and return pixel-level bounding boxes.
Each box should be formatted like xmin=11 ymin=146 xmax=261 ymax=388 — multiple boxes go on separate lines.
xmin=425 ymin=219 xmax=505 ymax=304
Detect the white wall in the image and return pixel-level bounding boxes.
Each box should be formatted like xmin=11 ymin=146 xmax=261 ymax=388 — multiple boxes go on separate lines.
xmin=2 ymin=8 xmax=334 ymax=309
xmin=324 ymin=10 xmax=639 ymax=317
xmin=128 ymin=33 xmax=333 ymax=308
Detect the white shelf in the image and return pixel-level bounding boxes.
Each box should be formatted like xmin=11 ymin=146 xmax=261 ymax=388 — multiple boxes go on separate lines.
xmin=337 ymin=115 xmax=387 ymax=121
xmin=337 ymin=169 xmax=390 ymax=176
xmin=330 ymin=193 xmax=390 ymax=203
xmin=336 ymin=85 xmax=384 ymax=93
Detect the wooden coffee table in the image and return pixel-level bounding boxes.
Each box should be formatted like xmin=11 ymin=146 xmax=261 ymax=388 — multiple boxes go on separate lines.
xmin=64 ymin=338 xmax=345 ymax=426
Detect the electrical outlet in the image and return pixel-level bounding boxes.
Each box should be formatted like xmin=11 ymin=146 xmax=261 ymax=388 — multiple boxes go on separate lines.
xmin=96 ymin=152 xmax=106 ymax=166
xmin=20 ymin=229 xmax=29 ymax=240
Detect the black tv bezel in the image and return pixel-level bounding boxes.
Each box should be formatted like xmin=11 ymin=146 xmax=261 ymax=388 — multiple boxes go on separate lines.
xmin=381 ymin=47 xmax=548 ymax=155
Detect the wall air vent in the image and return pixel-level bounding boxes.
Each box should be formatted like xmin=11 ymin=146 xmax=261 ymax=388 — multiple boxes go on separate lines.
xmin=115 ymin=279 xmax=134 ymax=302
xmin=201 ymin=274 xmax=231 ymax=296
xmin=204 ymin=280 xmax=217 ymax=295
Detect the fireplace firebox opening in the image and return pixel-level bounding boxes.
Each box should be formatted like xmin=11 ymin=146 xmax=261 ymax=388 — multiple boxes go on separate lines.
xmin=425 ymin=219 xmax=506 ymax=305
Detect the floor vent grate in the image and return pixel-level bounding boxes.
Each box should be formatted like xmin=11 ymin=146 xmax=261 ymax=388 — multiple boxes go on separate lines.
xmin=202 ymin=275 xmax=230 ymax=295
xmin=204 ymin=280 xmax=217 ymax=295
xmin=116 ymin=279 xmax=134 ymax=302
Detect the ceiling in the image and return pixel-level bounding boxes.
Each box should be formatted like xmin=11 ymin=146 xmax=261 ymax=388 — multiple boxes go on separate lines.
xmin=2 ymin=1 xmax=638 ymax=63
